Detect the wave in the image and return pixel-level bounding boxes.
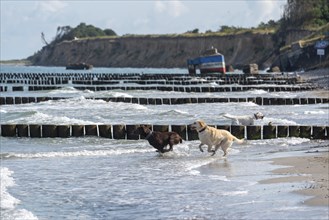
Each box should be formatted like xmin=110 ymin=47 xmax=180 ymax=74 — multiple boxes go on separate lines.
xmin=183 ymin=157 xmax=218 ymax=175
xmin=304 ymin=110 xmax=326 ymax=115
xmin=111 ymin=92 xmax=133 ymax=98
xmin=1 ymin=148 xmax=154 ymax=159
xmin=47 ymin=86 xmax=79 ymax=94
xmin=220 ymin=190 xmax=248 ymax=196
xmin=0 ymin=167 xmax=38 ymax=220
xmin=249 ymin=89 xmax=268 ymax=95
xmin=250 ymin=137 xmax=310 ymax=147
xmin=207 ymin=82 xmax=219 ymax=87
xmin=159 ymin=109 xmax=190 ymax=116
xmin=118 ymin=103 xmax=148 ymax=111
xmin=158 ymin=143 xmax=191 ymax=158
xmin=262 ymin=117 xmax=297 ymax=125
xmin=6 ymin=111 xmax=96 ymax=125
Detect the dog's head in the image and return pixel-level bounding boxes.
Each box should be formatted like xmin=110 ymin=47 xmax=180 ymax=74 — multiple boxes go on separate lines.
xmin=134 ymin=125 xmax=152 ymax=135
xmin=254 ymin=112 xmax=264 ymax=120
xmin=190 ymin=120 xmax=207 ymax=132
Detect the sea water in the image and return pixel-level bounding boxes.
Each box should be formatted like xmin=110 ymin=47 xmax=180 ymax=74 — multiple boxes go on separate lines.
xmin=1 ymin=66 xmax=329 ymax=220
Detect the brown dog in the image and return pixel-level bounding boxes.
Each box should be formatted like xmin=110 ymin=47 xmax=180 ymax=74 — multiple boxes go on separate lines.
xmin=134 ymin=125 xmax=183 ymax=153
xmin=190 ymin=120 xmax=244 ymax=156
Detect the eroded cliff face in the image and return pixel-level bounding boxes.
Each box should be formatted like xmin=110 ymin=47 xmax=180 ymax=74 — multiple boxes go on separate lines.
xmin=31 ymin=33 xmax=276 ymax=69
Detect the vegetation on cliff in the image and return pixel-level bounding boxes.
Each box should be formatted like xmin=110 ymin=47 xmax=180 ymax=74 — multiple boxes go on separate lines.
xmin=45 ymin=22 xmax=117 ymax=46
xmin=281 ymin=0 xmax=329 ymax=29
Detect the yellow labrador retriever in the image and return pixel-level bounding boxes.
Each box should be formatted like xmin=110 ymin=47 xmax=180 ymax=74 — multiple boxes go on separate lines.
xmin=190 ymin=120 xmax=244 ymax=156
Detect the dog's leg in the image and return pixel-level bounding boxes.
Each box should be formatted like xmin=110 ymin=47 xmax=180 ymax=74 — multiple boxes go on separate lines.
xmin=221 ymin=141 xmax=233 ymax=157
xmin=207 ymin=145 xmax=215 ymax=155
xmin=199 ymin=143 xmax=205 ymax=152
xmin=210 ymin=138 xmax=226 ymax=156
xmin=211 ymin=144 xmax=222 ymax=156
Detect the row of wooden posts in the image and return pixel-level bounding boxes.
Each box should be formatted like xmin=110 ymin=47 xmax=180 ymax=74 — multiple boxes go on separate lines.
xmin=1 ymin=96 xmax=328 ymax=106
xmin=0 ymin=85 xmax=315 ymax=93
xmin=0 ymin=72 xmax=298 ymax=81
xmin=1 ymin=78 xmax=298 ymax=86
xmin=1 ymin=124 xmax=328 ymax=140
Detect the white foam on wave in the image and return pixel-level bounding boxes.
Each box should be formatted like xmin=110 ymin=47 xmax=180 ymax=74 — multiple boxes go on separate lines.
xmin=159 ymin=143 xmax=191 ymax=158
xmin=184 ymin=157 xmax=218 ymax=176
xmin=250 ymin=137 xmax=310 ymax=147
xmin=0 ymin=109 xmax=7 ymax=113
xmin=0 ymin=167 xmax=19 ymax=210
xmin=159 ymin=109 xmax=189 ymax=116
xmin=119 ymin=103 xmax=148 ymax=111
xmin=208 ymin=175 xmax=230 ymax=181
xmin=111 ymin=92 xmax=133 ymax=98
xmin=7 ymin=111 xmax=95 ymax=125
xmin=0 ymin=167 xmax=38 ymax=220
xmin=262 ymin=117 xmax=297 ymax=125
xmin=221 ymin=190 xmax=248 ymax=196
xmin=82 ymin=89 xmax=94 ymax=94
xmin=250 ymin=89 xmax=268 ymax=95
xmin=238 ymin=102 xmax=259 ymax=107
xmin=207 ymin=82 xmax=219 ymax=87
xmin=48 ymin=86 xmax=79 ymax=94
xmin=304 ymin=110 xmax=326 ymax=115
xmin=282 ymin=137 xmax=311 ymax=146
xmin=5 ymin=148 xmax=154 ymax=159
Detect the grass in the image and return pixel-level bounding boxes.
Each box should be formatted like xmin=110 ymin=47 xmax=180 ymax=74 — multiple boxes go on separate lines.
xmin=280 ymin=23 xmax=329 ymax=52
xmin=62 ymin=27 xmax=277 ymax=42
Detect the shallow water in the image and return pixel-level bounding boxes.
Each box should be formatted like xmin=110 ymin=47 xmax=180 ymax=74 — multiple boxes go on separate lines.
xmin=1 ymin=66 xmax=329 ymax=220
xmin=1 ymin=137 xmax=329 ymax=220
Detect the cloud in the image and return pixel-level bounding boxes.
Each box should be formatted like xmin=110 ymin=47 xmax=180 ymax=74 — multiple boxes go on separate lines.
xmin=257 ymin=0 xmax=284 ymax=22
xmin=155 ymin=1 xmax=166 ymax=13
xmin=154 ymin=0 xmax=188 ymax=17
xmin=38 ymin=0 xmax=67 ymax=13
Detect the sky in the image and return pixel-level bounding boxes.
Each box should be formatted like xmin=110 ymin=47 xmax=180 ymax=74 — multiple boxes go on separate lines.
xmin=0 ymin=0 xmax=286 ymax=60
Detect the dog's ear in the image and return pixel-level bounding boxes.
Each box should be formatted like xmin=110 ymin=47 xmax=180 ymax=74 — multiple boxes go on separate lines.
xmin=198 ymin=120 xmax=206 ymax=128
xmin=141 ymin=125 xmax=151 ymax=132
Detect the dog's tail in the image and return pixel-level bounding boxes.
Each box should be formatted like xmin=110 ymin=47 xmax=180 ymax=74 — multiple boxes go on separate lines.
xmin=220 ymin=113 xmax=236 ymax=120
xmin=233 ymin=136 xmax=244 ymax=144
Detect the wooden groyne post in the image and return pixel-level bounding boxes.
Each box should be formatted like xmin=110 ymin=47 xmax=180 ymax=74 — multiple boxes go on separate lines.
xmin=1 ymin=124 xmax=328 ymax=140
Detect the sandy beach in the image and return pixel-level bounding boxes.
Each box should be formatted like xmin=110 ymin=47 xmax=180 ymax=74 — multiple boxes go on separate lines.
xmin=269 ymin=68 xmax=327 ymax=207
xmin=260 ymin=151 xmax=329 ymax=207
xmin=262 ymin=68 xmax=329 ymax=207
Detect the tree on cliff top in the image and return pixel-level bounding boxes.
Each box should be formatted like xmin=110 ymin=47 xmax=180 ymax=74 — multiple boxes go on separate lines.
xmin=52 ymin=23 xmax=117 ymax=44
xmin=282 ymin=0 xmax=329 ymax=29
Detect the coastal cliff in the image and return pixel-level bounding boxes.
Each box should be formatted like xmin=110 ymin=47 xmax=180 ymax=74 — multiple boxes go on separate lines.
xmin=30 ymin=33 xmax=276 ymax=69
xmin=29 ymin=30 xmax=328 ymax=71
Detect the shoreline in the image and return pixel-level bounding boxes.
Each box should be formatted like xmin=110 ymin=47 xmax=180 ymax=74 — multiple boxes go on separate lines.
xmin=260 ymin=151 xmax=329 ymax=207
xmin=298 ymin=67 xmax=329 ymax=90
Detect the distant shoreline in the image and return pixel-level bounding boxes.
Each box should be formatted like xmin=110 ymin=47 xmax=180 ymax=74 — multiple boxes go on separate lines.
xmin=0 ymin=59 xmax=31 ymax=66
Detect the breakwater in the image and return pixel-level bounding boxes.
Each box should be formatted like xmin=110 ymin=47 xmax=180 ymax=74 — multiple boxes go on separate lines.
xmin=1 ymin=124 xmax=328 ymax=140
xmin=1 ymin=85 xmax=315 ymax=93
xmin=0 ymin=72 xmax=300 ymax=84
xmin=1 ymin=96 xmax=328 ymax=106
xmin=0 ymin=72 xmax=316 ymax=93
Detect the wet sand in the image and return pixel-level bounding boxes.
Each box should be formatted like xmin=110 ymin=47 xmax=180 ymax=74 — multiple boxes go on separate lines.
xmin=260 ymin=152 xmax=329 ymax=207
